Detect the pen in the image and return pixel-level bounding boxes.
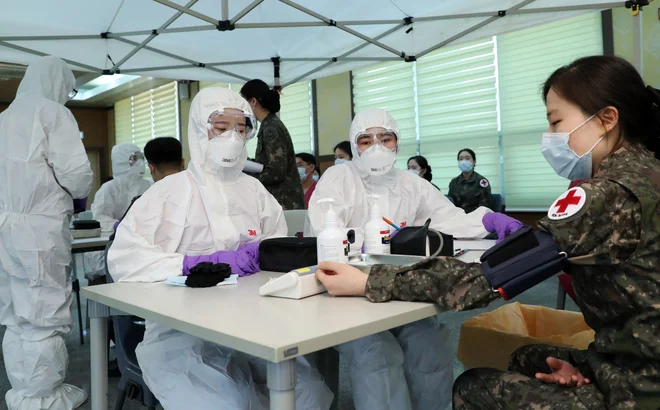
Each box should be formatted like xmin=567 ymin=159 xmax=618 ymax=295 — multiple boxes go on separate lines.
xmin=453 ymin=249 xmax=468 ymax=257
xmin=382 ymin=217 xmax=401 ymax=231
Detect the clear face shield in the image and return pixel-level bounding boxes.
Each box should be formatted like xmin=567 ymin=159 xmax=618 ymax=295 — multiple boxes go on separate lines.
xmin=207 ymin=109 xmax=257 ymax=141
xmin=127 ymin=151 xmax=146 ymax=177
xmin=206 ymin=109 xmax=257 ymax=168
xmin=128 ymin=151 xmax=145 ymax=166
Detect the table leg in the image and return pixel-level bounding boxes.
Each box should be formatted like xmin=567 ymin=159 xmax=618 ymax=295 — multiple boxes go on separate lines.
xmin=90 ymin=317 xmax=108 ymax=410
xmin=267 ymin=359 xmax=296 ymax=410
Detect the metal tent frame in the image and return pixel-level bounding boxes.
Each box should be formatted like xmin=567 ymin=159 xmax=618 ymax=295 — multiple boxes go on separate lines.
xmin=0 ymin=0 xmax=649 ymax=88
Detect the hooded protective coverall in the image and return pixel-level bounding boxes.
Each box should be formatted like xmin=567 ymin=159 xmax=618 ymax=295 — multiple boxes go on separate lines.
xmin=0 ymin=56 xmax=93 ymax=410
xmin=108 ymin=88 xmax=333 ymax=410
xmin=305 ymin=108 xmax=492 ymax=410
xmin=83 ymin=143 xmax=150 ymax=280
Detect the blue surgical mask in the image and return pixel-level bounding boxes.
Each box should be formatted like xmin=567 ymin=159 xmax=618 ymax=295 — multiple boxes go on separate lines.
xmin=541 ymin=114 xmax=605 ymax=181
xmin=312 ymin=174 xmax=320 ymax=182
xmin=297 ymin=167 xmax=307 ymax=181
xmin=408 ymin=169 xmax=420 ymax=176
xmin=458 ymin=160 xmax=473 ymax=173
xmin=334 ymin=158 xmax=346 ymax=165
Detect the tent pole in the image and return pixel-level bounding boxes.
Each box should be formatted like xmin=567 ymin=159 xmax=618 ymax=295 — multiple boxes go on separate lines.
xmin=120 ymin=64 xmax=196 ymax=73
xmin=282 ymin=57 xmax=401 ymax=62
xmin=222 ymin=0 xmax=229 ymax=20
xmin=207 ymin=59 xmax=273 ymax=66
xmin=279 ymin=0 xmax=404 ymax=58
xmin=113 ymin=36 xmax=251 ymax=82
xmin=0 ymin=40 xmax=102 ymax=72
xmin=417 ymin=0 xmax=536 ymax=59
xmin=0 ymin=35 xmax=99 ymax=41
xmin=110 ymin=0 xmax=199 ymax=72
xmin=231 ymin=0 xmax=264 ymax=24
xmin=283 ymin=23 xmax=404 ymax=87
xmin=153 ymin=0 xmax=218 ymax=25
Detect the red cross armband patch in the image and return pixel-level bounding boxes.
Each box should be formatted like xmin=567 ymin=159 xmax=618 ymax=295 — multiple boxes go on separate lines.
xmin=548 ymin=187 xmax=588 ymax=220
xmin=479 ymin=179 xmax=489 ymax=188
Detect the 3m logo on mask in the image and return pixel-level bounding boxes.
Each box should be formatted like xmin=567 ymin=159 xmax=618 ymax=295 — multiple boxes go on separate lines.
xmin=248 ymin=229 xmax=257 ymax=236
xmin=548 ymin=188 xmax=586 ymax=220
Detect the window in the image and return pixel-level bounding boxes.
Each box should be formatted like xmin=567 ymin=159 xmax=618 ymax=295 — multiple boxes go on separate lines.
xmin=352 ymin=13 xmax=603 ymax=211
xmin=498 ymin=12 xmax=603 ymax=210
xmin=114 ymin=81 xmax=180 ymax=150
xmin=416 ymin=39 xmax=499 ymax=194
xmin=199 ymin=80 xmax=315 ymax=158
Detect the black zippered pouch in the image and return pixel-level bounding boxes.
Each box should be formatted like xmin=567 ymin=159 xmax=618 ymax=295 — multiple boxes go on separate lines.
xmin=259 ymin=237 xmax=318 ymax=272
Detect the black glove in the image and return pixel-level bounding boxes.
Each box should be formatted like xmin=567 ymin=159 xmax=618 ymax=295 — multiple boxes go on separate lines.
xmin=185 ymin=262 xmax=232 ymax=288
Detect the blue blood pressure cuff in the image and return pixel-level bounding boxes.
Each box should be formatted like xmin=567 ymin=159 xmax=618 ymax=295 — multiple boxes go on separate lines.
xmin=479 ymin=226 xmax=567 ymax=300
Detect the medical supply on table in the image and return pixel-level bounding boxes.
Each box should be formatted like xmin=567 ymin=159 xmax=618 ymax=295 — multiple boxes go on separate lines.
xmin=364 ymin=195 xmax=391 ymax=255
xmin=184 ymin=262 xmax=233 ymax=288
xmin=453 ymin=249 xmax=468 ymax=258
xmin=382 ymin=216 xmax=401 ymax=231
xmin=259 ymin=265 xmax=326 ymax=299
xmin=167 ymin=274 xmax=238 ymax=287
xmin=480 ymin=226 xmax=567 ymax=300
xmin=71 ymin=219 xmax=102 ymax=239
xmin=316 ymin=198 xmax=348 ymax=263
xmin=344 ymin=227 xmax=365 ymax=257
xmin=259 ymin=237 xmax=318 ymax=272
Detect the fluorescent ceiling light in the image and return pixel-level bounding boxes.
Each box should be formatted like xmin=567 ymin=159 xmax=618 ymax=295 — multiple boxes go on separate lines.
xmin=72 ymin=74 xmax=140 ymax=101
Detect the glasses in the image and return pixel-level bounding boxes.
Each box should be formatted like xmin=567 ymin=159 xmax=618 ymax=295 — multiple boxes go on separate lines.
xmin=207 ymin=110 xmax=257 ymax=141
xmin=68 ymin=88 xmax=78 ymax=100
xmin=128 ymin=152 xmax=144 ymax=166
xmin=356 ymin=130 xmax=399 ymax=150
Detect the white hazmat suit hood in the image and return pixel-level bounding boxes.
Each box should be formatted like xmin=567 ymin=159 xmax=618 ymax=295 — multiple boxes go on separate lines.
xmin=108 ymin=88 xmax=332 ymax=409
xmin=305 ymin=108 xmax=493 ymax=410
xmin=0 ymin=56 xmax=92 ymax=410
xmin=83 ymin=142 xmax=150 ymax=280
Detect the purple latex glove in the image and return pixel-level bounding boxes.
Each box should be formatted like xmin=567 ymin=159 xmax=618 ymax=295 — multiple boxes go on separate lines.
xmin=73 ymin=198 xmax=88 ymax=213
xmin=113 ymin=221 xmax=120 ymax=232
xmin=482 ymin=213 xmax=525 ymax=243
xmin=183 ymin=242 xmax=261 ymax=277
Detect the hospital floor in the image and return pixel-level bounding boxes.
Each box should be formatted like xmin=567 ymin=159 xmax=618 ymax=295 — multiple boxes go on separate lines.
xmin=0 ymin=277 xmax=577 ymax=410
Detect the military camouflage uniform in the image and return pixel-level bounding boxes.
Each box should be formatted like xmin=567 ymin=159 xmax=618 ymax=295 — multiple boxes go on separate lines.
xmin=254 ymin=113 xmax=304 ymax=210
xmin=447 ymin=171 xmax=491 ymax=213
xmin=365 ymin=143 xmax=660 ymax=409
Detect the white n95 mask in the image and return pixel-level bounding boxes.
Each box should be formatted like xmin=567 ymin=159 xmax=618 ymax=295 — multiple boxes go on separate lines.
xmin=208 ymin=130 xmax=245 ymax=168
xmin=360 ymin=144 xmax=397 ymax=176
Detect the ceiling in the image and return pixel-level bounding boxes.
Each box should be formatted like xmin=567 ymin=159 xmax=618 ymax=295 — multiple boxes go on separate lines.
xmin=0 ymin=0 xmax=624 ymax=87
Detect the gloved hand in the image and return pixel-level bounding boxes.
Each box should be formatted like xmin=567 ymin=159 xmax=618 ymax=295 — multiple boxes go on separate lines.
xmin=185 ymin=262 xmax=232 ymax=288
xmin=113 ymin=221 xmax=120 ymax=231
xmin=73 ymin=198 xmax=88 ymax=214
xmin=183 ymin=242 xmax=260 ymax=277
xmin=482 ymin=213 xmax=525 ymax=243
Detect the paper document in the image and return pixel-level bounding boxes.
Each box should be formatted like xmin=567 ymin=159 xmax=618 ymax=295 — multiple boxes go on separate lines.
xmin=454 ymin=239 xmax=496 ymax=251
xmin=166 ymin=274 xmax=239 ymax=287
xmin=243 ymin=160 xmax=264 ymax=174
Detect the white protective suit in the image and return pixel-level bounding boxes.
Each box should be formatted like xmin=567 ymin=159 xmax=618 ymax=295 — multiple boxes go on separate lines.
xmin=0 ymin=56 xmax=93 ymax=410
xmin=306 ymin=108 xmax=492 ymax=410
xmin=107 ymin=88 xmax=333 ymax=410
xmin=83 ymin=143 xmax=150 ymax=280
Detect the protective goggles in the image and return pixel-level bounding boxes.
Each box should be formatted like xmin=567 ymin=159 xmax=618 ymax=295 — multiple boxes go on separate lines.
xmin=128 ymin=151 xmax=145 ymax=166
xmin=68 ymin=88 xmax=78 ymax=100
xmin=207 ymin=109 xmax=257 ymax=141
xmin=355 ymin=129 xmax=399 ymax=151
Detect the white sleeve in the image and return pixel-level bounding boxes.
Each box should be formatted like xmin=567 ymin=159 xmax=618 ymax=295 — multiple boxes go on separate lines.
xmin=414 ymin=180 xmax=492 ymax=239
xmin=305 ymin=167 xmax=351 ymax=236
xmin=91 ymin=183 xmax=121 ymax=232
xmin=261 ymin=187 xmax=288 ymax=238
xmin=107 ymin=192 xmax=185 ymax=283
xmin=47 ymin=106 xmax=93 ymax=199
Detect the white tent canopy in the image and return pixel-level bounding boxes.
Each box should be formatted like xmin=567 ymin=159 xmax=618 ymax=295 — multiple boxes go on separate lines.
xmin=0 ymin=0 xmax=636 ymax=87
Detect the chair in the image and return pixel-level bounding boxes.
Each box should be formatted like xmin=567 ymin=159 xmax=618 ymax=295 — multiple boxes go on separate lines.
xmin=103 ymin=242 xmax=158 ymax=410
xmin=488 ymin=193 xmax=505 ymax=213
xmin=283 ymin=209 xmax=307 ymax=236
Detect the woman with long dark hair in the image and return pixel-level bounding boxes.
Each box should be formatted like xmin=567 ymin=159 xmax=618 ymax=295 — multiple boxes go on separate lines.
xmin=314 ymin=55 xmax=660 ymax=409
xmin=241 ymin=79 xmax=304 ymax=210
